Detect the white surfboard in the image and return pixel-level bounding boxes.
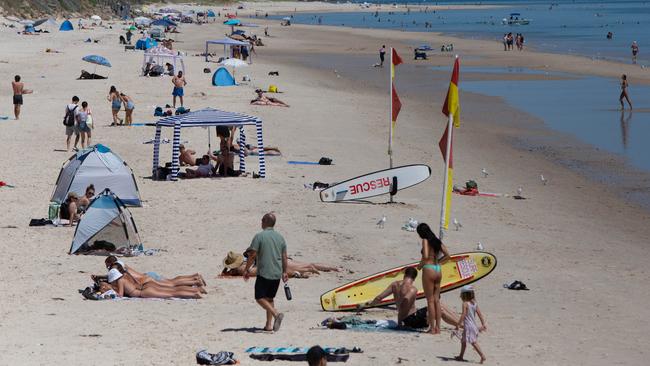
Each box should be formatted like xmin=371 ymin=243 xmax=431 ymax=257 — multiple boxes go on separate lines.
xmin=319 ymin=164 xmax=431 ymax=202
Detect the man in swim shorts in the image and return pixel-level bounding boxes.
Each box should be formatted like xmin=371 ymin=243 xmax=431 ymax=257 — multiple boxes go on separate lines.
xmin=244 ymin=213 xmax=288 ymax=332
xmin=368 ymin=267 xmax=460 ymax=329
xmin=172 ymin=70 xmax=187 ymax=108
xmin=11 ymin=75 xmax=32 ymax=120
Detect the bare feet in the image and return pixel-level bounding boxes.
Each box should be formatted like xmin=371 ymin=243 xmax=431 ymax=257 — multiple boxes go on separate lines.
xmin=480 ymin=356 xmax=487 ymax=364
xmin=454 ymin=356 xmax=464 ymax=361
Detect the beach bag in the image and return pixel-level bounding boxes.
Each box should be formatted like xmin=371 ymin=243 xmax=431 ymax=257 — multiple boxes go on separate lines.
xmin=63 ymin=105 xmax=77 ymax=126
xmin=465 ymin=180 xmax=478 ymax=190
xmin=48 ymin=202 xmax=60 ymax=220
xmin=268 ymin=85 xmax=278 ymax=93
xmin=154 ymin=106 xmax=164 ymax=116
xmin=86 ymin=114 xmax=94 ymax=129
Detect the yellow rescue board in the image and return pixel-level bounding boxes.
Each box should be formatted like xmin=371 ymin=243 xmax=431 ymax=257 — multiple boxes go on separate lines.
xmin=320 ymin=252 xmax=497 ymax=311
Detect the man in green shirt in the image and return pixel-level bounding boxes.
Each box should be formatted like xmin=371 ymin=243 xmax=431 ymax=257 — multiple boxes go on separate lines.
xmin=244 ymin=213 xmax=288 ymax=331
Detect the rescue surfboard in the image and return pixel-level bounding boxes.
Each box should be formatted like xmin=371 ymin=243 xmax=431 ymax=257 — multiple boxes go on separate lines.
xmin=320 ymin=252 xmax=497 ymax=311
xmin=319 ymin=164 xmax=431 ymax=202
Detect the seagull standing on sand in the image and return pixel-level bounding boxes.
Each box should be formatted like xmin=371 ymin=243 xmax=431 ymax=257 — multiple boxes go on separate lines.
xmin=517 ymin=186 xmax=523 ymax=197
xmin=481 ymin=168 xmax=489 ymax=178
xmin=377 ymin=215 xmax=386 ymax=229
xmin=540 ymin=174 xmax=548 ymax=185
xmin=453 ymin=218 xmax=462 ymax=231
xmin=476 ymin=242 xmax=484 ymax=251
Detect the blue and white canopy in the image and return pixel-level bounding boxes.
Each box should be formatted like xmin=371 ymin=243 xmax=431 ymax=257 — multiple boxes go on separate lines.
xmin=152 ymin=108 xmax=266 ymax=180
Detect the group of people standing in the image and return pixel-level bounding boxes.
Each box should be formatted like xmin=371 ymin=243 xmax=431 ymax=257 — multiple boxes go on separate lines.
xmin=63 ymin=96 xmax=93 ymax=152
xmin=107 ymin=85 xmax=135 ymax=126
xmin=502 ymin=32 xmax=524 ymax=51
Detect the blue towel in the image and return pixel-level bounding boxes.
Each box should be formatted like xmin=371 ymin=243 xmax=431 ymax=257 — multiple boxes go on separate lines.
xmin=287 ymin=161 xmax=319 ymax=165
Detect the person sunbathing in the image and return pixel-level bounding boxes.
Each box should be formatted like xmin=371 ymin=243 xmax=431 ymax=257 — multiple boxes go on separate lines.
xmin=179 ymin=144 xmax=198 ymax=166
xmin=221 ymin=251 xmax=339 ymax=278
xmin=95 ymin=255 xmax=207 ymax=290
xmin=105 ymin=262 xmax=203 ymax=299
xmin=250 ymin=89 xmax=289 ymax=107
xmin=230 ymin=142 xmax=282 ymax=156
xmin=78 ymin=70 xmax=107 ymax=80
xmin=184 ymin=155 xmax=213 ymax=178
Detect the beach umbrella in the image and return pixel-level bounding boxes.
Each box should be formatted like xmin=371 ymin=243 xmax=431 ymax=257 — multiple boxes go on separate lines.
xmin=91 ymin=15 xmax=102 ymax=21
xmin=82 ymin=55 xmax=112 ymax=76
xmin=220 ymin=58 xmax=247 ymax=79
xmin=224 ymin=19 xmax=241 ymax=26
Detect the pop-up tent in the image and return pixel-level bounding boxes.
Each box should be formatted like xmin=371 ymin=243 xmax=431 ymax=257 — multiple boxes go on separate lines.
xmin=151 ymin=108 xmax=267 ymax=180
xmin=59 ymin=19 xmax=73 ymax=31
xmin=51 ymin=144 xmax=142 ymax=206
xmin=143 ymin=46 xmax=185 ymax=74
xmin=212 ymin=67 xmax=235 ymax=86
xmin=69 ymin=189 xmax=142 ymax=255
xmin=136 ymin=37 xmax=158 ymax=50
xmin=207 ymin=10 xmax=216 ymax=17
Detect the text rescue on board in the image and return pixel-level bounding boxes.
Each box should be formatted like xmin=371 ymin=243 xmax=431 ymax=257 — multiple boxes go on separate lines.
xmin=348 ymin=177 xmax=391 ymax=195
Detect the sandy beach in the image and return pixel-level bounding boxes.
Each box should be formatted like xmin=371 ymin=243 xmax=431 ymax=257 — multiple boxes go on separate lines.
xmin=1 ymin=2 xmax=650 ymax=365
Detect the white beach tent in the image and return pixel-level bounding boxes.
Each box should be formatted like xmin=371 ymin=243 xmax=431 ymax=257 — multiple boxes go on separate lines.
xmin=69 ymin=189 xmax=142 ymax=255
xmin=51 ymin=144 xmax=142 ymax=206
xmin=143 ymin=46 xmax=185 ymax=74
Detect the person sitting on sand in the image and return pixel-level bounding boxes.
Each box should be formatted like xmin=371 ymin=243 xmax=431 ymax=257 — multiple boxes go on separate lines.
xmin=104 ymin=261 xmax=203 ymax=299
xmin=92 ymin=256 xmax=207 ymax=290
xmin=208 ymin=126 xmax=238 ymax=176
xmin=59 ymin=192 xmax=81 ymax=226
xmin=367 ymin=267 xmax=460 ymax=329
xmin=179 ymin=144 xmax=198 ymax=166
xmin=221 ymin=251 xmax=339 ymax=278
xmin=250 ymin=89 xmax=289 ymax=107
xmin=184 ymin=154 xmax=213 ymax=178
xmin=78 ymin=184 xmax=95 ymax=212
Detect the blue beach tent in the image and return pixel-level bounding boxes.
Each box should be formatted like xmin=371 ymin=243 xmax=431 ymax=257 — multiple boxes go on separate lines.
xmin=136 ymin=38 xmax=158 ymax=50
xmin=207 ymin=10 xmax=216 ymax=17
xmin=59 ymin=20 xmax=73 ymax=31
xmin=152 ymin=18 xmax=177 ymax=27
xmin=212 ymin=67 xmax=236 ymax=86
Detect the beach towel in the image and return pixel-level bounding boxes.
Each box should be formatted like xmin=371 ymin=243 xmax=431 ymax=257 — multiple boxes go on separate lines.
xmin=320 ymin=316 xmax=413 ymax=333
xmin=0 ymin=181 xmax=15 ymax=188
xmin=246 ymin=346 xmax=359 ymax=362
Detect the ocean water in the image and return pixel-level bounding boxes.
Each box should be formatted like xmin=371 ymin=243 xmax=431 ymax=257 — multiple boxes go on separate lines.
xmin=271 ymin=0 xmax=650 ymax=64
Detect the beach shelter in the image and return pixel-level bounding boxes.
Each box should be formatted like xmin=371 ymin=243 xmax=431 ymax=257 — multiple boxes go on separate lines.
xmin=204 ymin=38 xmax=250 ymax=62
xmin=143 ymin=46 xmax=185 ymax=74
xmin=212 ymin=67 xmax=236 ymax=86
xmin=59 ymin=20 xmax=73 ymax=31
xmin=151 ymin=108 xmax=267 ymax=180
xmin=69 ymin=189 xmax=142 ymax=255
xmin=207 ymin=10 xmax=216 ymax=17
xmin=51 ymin=144 xmax=142 ymax=206
xmin=136 ymin=37 xmax=158 ymax=50
xmin=152 ymin=18 xmax=177 ymax=27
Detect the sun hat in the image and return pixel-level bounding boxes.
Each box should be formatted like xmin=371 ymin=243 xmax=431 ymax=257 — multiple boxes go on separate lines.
xmin=223 ymin=251 xmax=244 ymax=269
xmin=107 ymin=268 xmax=123 ymax=283
xmin=460 ymin=285 xmax=474 ymax=294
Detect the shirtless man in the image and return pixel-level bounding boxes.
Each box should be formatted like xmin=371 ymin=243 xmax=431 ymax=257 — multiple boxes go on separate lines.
xmin=12 ymin=75 xmax=33 ymax=120
xmin=171 ymin=71 xmax=187 ymax=108
xmin=179 ymin=144 xmax=198 ymax=166
xmin=368 ymin=267 xmax=460 ymax=329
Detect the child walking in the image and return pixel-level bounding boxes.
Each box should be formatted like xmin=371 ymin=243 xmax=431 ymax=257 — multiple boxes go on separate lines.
xmin=455 ymin=285 xmax=487 ymax=364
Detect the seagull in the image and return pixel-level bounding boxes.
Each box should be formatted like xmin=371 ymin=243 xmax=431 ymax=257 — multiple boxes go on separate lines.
xmin=540 ymin=174 xmax=548 ymax=185
xmin=476 ymin=242 xmax=484 ymax=251
xmin=334 ymin=69 xmax=341 ymax=78
xmin=481 ymin=168 xmax=489 ymax=178
xmin=376 ymin=215 xmax=386 ymax=229
xmin=517 ymin=186 xmax=523 ymax=197
xmin=453 ymin=218 xmax=462 ymax=231
xmin=407 ymin=217 xmax=418 ymax=229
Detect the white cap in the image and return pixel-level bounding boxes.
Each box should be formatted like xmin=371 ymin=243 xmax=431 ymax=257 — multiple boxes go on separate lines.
xmin=460 ymin=285 xmax=474 ymax=294
xmin=107 ymin=268 xmax=123 ymax=283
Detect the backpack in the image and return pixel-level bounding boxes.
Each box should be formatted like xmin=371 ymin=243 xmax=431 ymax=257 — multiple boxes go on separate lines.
xmin=63 ymin=105 xmax=78 ymax=126
xmin=465 ymin=180 xmax=478 ymax=190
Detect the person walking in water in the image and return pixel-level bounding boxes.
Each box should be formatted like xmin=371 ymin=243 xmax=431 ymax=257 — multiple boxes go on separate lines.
xmin=620 ymin=74 xmax=632 ymax=110
xmin=631 ymin=41 xmax=639 ymax=64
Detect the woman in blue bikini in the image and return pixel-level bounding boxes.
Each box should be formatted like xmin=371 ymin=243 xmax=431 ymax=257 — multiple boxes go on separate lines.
xmin=107 ymin=86 xmax=123 ymax=126
xmin=417 ymin=223 xmax=450 ymax=334
xmin=120 ymin=93 xmax=135 ymax=126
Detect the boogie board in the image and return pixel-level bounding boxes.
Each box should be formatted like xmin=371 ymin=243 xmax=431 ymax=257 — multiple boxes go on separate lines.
xmin=320 ymin=252 xmax=497 ymax=311
xmin=319 ymin=164 xmax=431 ymax=202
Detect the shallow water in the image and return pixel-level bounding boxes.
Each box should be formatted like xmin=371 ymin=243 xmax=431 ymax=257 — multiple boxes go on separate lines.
xmin=270 ymin=0 xmax=650 ymax=65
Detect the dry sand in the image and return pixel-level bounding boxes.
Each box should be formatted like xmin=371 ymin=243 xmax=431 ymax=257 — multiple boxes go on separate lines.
xmin=1 ymin=2 xmax=649 ymax=365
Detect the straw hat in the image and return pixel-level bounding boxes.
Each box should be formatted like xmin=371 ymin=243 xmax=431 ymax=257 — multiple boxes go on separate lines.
xmin=223 ymin=251 xmax=244 ymax=269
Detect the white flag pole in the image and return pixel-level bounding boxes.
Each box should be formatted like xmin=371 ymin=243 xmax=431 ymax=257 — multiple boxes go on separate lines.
xmin=439 ymin=112 xmax=454 ymax=240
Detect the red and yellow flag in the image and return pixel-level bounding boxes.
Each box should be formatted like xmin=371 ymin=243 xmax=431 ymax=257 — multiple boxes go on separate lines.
xmin=391 ymin=49 xmax=403 ymax=130
xmin=442 ymin=57 xmax=460 ymax=128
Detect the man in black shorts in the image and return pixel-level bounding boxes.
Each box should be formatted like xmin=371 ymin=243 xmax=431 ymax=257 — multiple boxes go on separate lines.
xmin=244 ymin=213 xmax=289 ymax=332
xmin=369 ymin=267 xmax=460 ymax=330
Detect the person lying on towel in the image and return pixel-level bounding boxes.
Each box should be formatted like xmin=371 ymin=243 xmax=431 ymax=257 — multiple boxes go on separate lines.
xmin=183 ymin=154 xmax=213 ymax=178
xmin=91 ymin=256 xmax=207 ymax=290
xmin=102 ymin=261 xmax=204 ymax=299
xmin=221 ymin=251 xmax=339 ymax=278
xmin=77 ymin=70 xmax=107 ymax=80
xmin=179 ymin=144 xmax=198 ymax=166
xmin=250 ymin=89 xmax=289 ymax=107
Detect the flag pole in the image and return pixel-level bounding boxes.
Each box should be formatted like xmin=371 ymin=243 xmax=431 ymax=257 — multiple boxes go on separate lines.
xmin=388 ymin=47 xmax=394 ymax=203
xmin=439 ymin=112 xmax=453 ymax=240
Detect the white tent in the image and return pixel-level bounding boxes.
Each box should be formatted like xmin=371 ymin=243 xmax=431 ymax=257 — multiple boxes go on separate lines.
xmin=51 ymin=144 xmax=142 ymax=206
xmin=143 ymin=46 xmax=185 ymax=74
xmin=69 ymin=189 xmax=141 ymax=255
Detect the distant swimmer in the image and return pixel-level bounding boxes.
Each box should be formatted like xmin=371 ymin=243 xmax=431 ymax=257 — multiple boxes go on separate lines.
xmin=631 ymin=41 xmax=639 ymax=64
xmin=619 ymin=74 xmax=633 ymax=110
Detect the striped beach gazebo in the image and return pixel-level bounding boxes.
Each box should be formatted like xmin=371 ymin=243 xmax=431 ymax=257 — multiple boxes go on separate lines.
xmin=152 ymin=108 xmax=266 ymax=180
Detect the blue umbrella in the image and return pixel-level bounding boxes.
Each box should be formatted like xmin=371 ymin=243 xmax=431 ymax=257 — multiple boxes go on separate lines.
xmin=224 ymin=19 xmax=241 ymax=26
xmin=82 ymin=55 xmax=112 ymax=67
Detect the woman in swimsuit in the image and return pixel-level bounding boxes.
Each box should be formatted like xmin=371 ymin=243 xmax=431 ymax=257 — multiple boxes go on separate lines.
xmin=101 ymin=256 xmax=207 ymax=290
xmin=107 ymin=86 xmax=123 ymax=126
xmin=620 ymin=74 xmax=632 ymax=110
xmin=120 ymin=93 xmax=135 ymax=126
xmin=417 ymin=223 xmax=450 ymax=334
xmin=107 ymin=262 xmax=203 ymax=299
xmin=78 ymin=184 xmax=95 ymax=212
